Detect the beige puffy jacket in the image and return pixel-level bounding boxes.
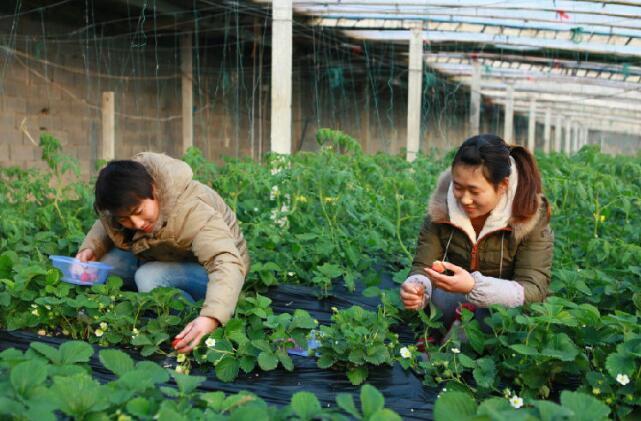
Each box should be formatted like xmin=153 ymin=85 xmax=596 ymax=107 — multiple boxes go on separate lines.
xmin=79 ymin=152 xmax=250 ymax=324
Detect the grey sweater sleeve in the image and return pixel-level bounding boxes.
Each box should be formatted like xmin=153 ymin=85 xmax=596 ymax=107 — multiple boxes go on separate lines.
xmin=465 ymin=272 xmax=525 ymax=308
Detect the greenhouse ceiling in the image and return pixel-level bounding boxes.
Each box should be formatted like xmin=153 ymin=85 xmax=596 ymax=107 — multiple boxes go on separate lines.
xmin=254 ymin=0 xmax=641 ymax=134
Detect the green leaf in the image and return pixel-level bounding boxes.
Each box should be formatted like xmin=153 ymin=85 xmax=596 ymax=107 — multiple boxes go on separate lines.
xmin=336 ymin=393 xmax=361 ymax=418
xmin=346 ymin=366 xmax=368 ymax=385
xmin=560 ymin=391 xmax=610 ymax=421
xmin=291 ymin=391 xmax=322 ymax=421
xmin=276 ymin=349 xmax=294 ymax=372
xmin=541 ymin=333 xmax=579 ymax=362
xmin=135 ymin=361 xmax=170 ymax=384
xmin=433 ymin=392 xmax=477 ymax=421
xmin=532 ymin=400 xmax=575 ymax=421
xmin=126 ymin=397 xmax=156 ymax=418
xmin=509 ymin=344 xmax=538 ymax=356
xmin=317 ymin=354 xmax=335 ymax=369
xmin=458 ymin=353 xmax=476 ymax=369
xmin=290 ymin=310 xmax=318 ymax=330
xmin=605 ymin=352 xmax=636 ymax=377
xmin=239 ymin=356 xmax=257 ymax=373
xmin=251 ymin=339 xmax=271 ymax=353
xmin=59 ymin=341 xmax=94 ymax=365
xmin=257 ymin=351 xmax=279 ymax=371
xmin=200 ymin=392 xmax=225 ymax=412
xmin=173 ymin=372 xmax=206 ymax=395
xmin=360 ymin=384 xmax=385 ymax=418
xmin=370 ymin=409 xmax=403 ymax=421
xmin=10 ymin=360 xmax=48 ymax=396
xmin=50 ymin=373 xmax=108 ymax=417
xmin=472 ymin=358 xmax=496 ymax=389
xmin=30 ymin=342 xmax=61 ymax=365
xmin=215 ymin=356 xmax=240 ymax=383
xmin=99 ymin=349 xmax=134 ymax=376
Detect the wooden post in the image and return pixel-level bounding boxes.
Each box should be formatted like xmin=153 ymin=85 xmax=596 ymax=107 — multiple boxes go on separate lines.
xmin=181 ymin=33 xmax=193 ymax=153
xmin=543 ymin=108 xmax=551 ymax=154
xmin=504 ymin=84 xmax=514 ymax=144
xmin=554 ymin=115 xmax=563 ymax=153
xmin=469 ymin=61 xmax=481 ymax=136
xmin=101 ymin=92 xmax=115 ymax=161
xmin=527 ymin=99 xmax=536 ymax=151
xmin=270 ymin=0 xmax=293 ymax=155
xmin=406 ymin=26 xmax=423 ymax=162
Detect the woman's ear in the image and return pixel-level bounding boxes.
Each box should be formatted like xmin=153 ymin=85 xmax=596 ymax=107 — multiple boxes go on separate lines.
xmin=498 ymin=177 xmax=509 ymax=195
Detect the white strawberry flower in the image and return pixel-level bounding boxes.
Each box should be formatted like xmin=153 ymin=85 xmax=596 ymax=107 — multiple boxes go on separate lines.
xmin=100 ymin=322 xmax=108 ymax=330
xmin=616 ymin=374 xmax=631 ymax=386
xmin=94 ymin=328 xmax=104 ymax=337
xmin=400 ymin=347 xmax=411 ymax=359
xmin=509 ymin=395 xmax=523 ymax=408
xmin=451 ymin=348 xmax=461 ymax=354
xmin=205 ymin=338 xmax=216 ymax=348
xmin=31 ymin=309 xmax=39 ymax=316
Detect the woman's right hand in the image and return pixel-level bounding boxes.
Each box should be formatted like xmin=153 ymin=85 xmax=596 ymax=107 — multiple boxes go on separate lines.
xmin=76 ymin=248 xmax=96 ymax=262
xmin=400 ymin=282 xmax=426 ymax=310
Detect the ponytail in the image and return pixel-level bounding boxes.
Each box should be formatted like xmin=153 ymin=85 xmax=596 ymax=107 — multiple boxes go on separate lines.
xmin=509 ymin=145 xmax=550 ymax=222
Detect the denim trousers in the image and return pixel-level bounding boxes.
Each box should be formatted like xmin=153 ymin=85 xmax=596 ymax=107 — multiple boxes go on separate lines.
xmin=431 ymin=288 xmax=492 ymax=333
xmin=100 ymin=248 xmax=208 ymax=303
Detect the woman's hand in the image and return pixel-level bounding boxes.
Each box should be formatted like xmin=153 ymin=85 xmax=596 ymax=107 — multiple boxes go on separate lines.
xmin=76 ymin=248 xmax=96 ymax=262
xmin=426 ymin=262 xmax=475 ymax=294
xmin=400 ymin=282 xmax=426 ymax=310
xmin=173 ymin=316 xmax=219 ymax=354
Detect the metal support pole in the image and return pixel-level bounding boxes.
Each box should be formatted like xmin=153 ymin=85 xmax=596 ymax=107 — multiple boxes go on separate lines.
xmin=527 ymin=99 xmax=537 ymax=151
xmin=543 ymin=108 xmax=551 ymax=154
xmin=554 ymin=115 xmax=563 ymax=153
xmin=270 ymin=0 xmax=293 ymax=154
xmin=469 ymin=61 xmax=481 ymax=136
xmin=406 ymin=26 xmax=423 ymax=162
xmin=504 ymin=84 xmax=514 ymax=143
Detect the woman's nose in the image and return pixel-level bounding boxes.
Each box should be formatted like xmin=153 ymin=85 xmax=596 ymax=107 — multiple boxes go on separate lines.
xmin=130 ymin=215 xmax=145 ymax=229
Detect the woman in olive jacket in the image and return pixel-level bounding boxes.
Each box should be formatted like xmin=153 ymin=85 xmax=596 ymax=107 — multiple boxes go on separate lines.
xmin=400 ymin=134 xmax=553 ymax=330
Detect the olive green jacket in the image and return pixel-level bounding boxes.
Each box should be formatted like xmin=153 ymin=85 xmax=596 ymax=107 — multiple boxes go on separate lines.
xmin=408 ymin=169 xmax=553 ymax=307
xmin=79 ymin=152 xmax=250 ymax=324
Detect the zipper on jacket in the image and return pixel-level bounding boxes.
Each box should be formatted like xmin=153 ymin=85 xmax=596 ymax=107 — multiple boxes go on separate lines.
xmin=470 ymin=227 xmax=512 ymax=271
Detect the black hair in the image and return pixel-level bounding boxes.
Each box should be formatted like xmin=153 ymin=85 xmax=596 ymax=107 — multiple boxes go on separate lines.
xmin=452 ymin=134 xmax=548 ymax=222
xmin=94 ymin=160 xmax=155 ymax=214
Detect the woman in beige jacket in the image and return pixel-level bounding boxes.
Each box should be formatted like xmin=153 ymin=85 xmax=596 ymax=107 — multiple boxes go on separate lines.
xmin=76 ymin=152 xmax=250 ymax=353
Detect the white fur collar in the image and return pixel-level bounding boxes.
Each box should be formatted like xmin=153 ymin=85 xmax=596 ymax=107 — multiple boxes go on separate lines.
xmin=446 ymin=156 xmax=518 ymax=243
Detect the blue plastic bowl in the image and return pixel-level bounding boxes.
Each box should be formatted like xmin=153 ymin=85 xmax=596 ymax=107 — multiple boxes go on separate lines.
xmin=49 ymin=255 xmax=113 ymax=286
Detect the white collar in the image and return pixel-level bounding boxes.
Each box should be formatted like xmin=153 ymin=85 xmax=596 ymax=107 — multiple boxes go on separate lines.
xmin=446 ymin=156 xmax=518 ymax=243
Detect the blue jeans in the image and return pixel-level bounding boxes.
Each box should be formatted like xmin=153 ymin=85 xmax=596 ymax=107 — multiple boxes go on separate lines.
xmin=100 ymin=248 xmax=208 ymax=303
xmin=431 ymin=288 xmax=492 ymax=333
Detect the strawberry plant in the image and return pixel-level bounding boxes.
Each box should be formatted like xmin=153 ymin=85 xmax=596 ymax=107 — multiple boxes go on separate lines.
xmin=317 ymin=306 xmax=400 ymax=385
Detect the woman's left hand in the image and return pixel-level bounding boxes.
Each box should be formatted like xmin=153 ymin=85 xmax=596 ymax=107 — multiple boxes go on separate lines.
xmin=173 ymin=316 xmax=219 ymax=354
xmin=425 ymin=262 xmax=475 ymax=294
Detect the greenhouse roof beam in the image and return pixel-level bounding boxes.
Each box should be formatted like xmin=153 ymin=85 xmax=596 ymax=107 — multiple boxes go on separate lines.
xmin=340 ymin=30 xmax=641 ymax=58
xmin=308 ymin=15 xmax=641 ymax=37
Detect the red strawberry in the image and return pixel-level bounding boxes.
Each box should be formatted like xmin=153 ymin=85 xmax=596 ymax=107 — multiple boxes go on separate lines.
xmin=172 ymin=338 xmax=181 ymax=349
xmin=80 ymin=273 xmax=91 ymax=282
xmin=431 ymin=261 xmax=446 ymax=273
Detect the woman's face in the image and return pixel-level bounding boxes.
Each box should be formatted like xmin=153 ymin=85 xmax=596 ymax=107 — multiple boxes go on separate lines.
xmin=113 ymin=198 xmax=160 ymax=233
xmin=452 ymin=164 xmax=508 ymax=220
